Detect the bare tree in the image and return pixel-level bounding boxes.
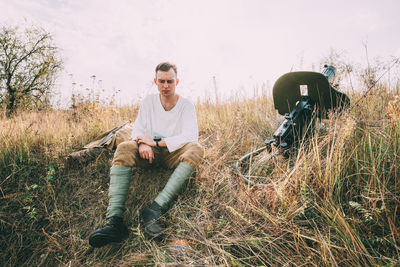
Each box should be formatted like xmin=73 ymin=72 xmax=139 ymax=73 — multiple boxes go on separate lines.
xmin=0 ymin=25 xmax=63 ymax=116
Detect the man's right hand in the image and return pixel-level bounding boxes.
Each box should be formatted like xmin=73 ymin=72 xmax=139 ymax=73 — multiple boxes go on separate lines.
xmin=138 ymin=143 xmax=154 ymax=163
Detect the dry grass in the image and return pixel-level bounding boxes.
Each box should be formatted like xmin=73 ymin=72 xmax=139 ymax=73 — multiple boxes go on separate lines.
xmin=0 ymin=86 xmax=399 ymax=266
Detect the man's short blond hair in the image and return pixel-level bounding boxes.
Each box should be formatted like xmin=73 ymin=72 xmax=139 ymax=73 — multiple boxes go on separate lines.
xmin=155 ymin=62 xmax=177 ymax=77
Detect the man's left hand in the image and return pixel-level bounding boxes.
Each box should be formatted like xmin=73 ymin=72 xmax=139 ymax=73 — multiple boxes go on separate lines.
xmin=136 ymin=135 xmax=156 ymax=147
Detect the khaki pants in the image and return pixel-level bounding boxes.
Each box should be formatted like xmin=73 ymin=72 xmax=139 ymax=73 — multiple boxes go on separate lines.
xmin=112 ymin=141 xmax=204 ymax=169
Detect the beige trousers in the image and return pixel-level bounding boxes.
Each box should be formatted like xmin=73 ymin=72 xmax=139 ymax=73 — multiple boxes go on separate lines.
xmin=112 ymin=141 xmax=204 ymax=169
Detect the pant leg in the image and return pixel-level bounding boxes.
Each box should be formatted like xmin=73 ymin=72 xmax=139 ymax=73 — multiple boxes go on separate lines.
xmin=164 ymin=142 xmax=204 ymax=169
xmin=152 ymin=143 xmax=204 ymax=209
xmin=111 ymin=127 xmax=133 ymax=150
xmin=112 ymin=140 xmax=153 ymax=168
xmin=106 ymin=140 xmax=153 ymax=218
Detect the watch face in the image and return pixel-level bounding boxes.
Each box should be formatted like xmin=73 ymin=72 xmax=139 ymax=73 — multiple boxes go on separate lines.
xmin=153 ymin=136 xmax=162 ymax=141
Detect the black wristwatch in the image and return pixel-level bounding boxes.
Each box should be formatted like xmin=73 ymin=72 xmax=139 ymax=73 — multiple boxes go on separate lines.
xmin=153 ymin=136 xmax=162 ymax=147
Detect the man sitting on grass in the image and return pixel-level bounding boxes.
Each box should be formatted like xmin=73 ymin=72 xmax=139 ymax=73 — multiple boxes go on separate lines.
xmin=88 ymin=62 xmax=204 ymax=247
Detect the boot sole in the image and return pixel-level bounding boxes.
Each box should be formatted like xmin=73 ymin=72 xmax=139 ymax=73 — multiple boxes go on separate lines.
xmin=89 ymin=232 xmax=127 ymax=248
xmin=139 ymin=219 xmax=163 ymax=240
xmin=143 ymin=227 xmax=163 ymax=239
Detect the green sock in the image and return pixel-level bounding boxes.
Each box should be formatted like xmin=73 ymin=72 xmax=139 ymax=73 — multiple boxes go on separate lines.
xmin=106 ymin=165 xmax=132 ymax=218
xmin=154 ymin=162 xmax=194 ymax=209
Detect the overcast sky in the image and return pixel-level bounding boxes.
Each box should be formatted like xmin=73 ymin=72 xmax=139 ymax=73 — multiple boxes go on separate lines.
xmin=1 ymin=0 xmax=399 ymax=106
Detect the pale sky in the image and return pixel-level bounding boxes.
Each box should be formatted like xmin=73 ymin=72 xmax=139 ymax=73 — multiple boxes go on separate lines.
xmin=1 ymin=0 xmax=399 ymax=106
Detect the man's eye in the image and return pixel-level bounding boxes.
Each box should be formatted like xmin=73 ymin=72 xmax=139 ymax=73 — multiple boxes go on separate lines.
xmin=159 ymin=80 xmax=165 ymax=83
xmin=167 ymin=80 xmax=174 ymax=84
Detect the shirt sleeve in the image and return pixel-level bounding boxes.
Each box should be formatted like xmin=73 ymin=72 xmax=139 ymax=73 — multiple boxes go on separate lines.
xmin=130 ymin=101 xmax=147 ymax=140
xmin=164 ymin=102 xmax=199 ymax=152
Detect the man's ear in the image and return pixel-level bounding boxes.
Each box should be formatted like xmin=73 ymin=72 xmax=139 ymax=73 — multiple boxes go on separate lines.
xmin=154 ymin=78 xmax=157 ymax=84
xmin=176 ymin=78 xmax=180 ymax=86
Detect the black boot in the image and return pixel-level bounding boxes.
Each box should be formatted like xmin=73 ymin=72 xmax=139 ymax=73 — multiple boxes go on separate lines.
xmin=89 ymin=216 xmax=129 ymax=248
xmin=139 ymin=202 xmax=163 ymax=239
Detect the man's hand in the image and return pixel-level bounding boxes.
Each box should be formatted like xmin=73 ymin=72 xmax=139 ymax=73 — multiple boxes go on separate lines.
xmin=136 ymin=135 xmax=156 ymax=147
xmin=138 ymin=143 xmax=154 ymax=163
xmin=136 ymin=136 xmax=156 ymax=163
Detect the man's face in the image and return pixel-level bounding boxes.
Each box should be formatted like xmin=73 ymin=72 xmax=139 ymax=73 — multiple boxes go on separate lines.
xmin=154 ymin=69 xmax=179 ymax=97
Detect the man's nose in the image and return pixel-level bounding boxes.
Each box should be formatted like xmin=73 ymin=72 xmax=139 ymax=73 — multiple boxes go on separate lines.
xmin=163 ymin=82 xmax=169 ymax=88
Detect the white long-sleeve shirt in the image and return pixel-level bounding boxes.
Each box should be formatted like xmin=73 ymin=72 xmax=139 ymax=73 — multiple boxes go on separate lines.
xmin=131 ymin=94 xmax=199 ymax=152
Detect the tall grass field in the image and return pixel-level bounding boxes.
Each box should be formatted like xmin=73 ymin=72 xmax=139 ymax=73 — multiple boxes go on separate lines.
xmin=0 ymin=81 xmax=399 ymax=265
